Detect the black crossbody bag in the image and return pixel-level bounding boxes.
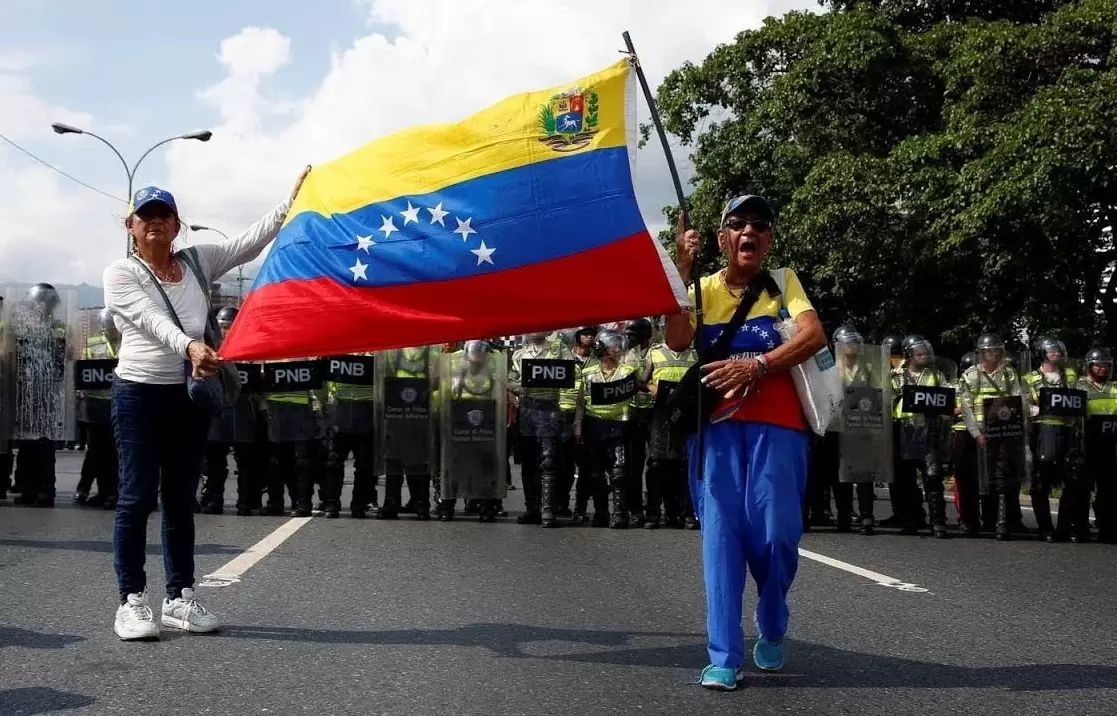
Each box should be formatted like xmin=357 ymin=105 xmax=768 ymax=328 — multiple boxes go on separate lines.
xmin=662 ymin=270 xmax=780 ymax=435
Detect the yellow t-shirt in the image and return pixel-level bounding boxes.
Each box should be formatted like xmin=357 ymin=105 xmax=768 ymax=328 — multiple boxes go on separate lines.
xmin=686 ymin=267 xmax=814 ymax=431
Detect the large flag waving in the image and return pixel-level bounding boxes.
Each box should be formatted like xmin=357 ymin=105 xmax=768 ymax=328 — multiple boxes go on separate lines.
xmin=219 ymin=58 xmax=691 ymax=360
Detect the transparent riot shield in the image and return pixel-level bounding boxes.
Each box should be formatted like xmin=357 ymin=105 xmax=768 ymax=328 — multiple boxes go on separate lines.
xmin=261 ymin=359 xmax=324 ymax=443
xmin=2 ymin=285 xmax=77 ymax=442
xmin=837 ymin=343 xmax=893 ymax=484
xmin=375 ymin=349 xmax=435 ymax=475
xmin=325 ymin=354 xmax=376 ymax=436
xmin=1029 ymin=356 xmax=1087 ymax=488
xmin=0 ymin=296 xmax=14 ymax=452
xmin=438 ymin=348 xmax=507 ymax=501
xmin=210 ymin=363 xmax=263 ymax=444
xmin=971 ymin=350 xmax=1031 ymax=495
xmin=895 ymin=357 xmax=958 ymax=463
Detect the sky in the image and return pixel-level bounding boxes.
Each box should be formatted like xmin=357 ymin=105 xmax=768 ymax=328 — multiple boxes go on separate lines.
xmin=0 ymin=0 xmax=818 ymax=290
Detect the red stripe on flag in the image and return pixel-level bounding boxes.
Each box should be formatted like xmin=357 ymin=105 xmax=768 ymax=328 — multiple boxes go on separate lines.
xmin=220 ymin=231 xmax=680 ymax=360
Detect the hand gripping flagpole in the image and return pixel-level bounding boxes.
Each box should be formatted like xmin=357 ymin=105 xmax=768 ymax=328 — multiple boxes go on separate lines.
xmin=621 ymin=31 xmax=708 ymax=481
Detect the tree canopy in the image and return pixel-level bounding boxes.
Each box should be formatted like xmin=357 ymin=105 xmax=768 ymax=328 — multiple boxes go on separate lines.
xmin=652 ymin=0 xmax=1117 ymax=357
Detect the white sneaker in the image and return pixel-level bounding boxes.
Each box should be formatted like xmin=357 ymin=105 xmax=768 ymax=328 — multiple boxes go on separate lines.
xmin=114 ymin=591 xmax=160 ymax=641
xmin=161 ymin=588 xmax=220 ymax=633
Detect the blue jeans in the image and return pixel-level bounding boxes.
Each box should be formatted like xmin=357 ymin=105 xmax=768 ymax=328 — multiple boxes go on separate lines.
xmin=688 ymin=421 xmax=808 ymax=669
xmin=111 ymin=377 xmax=210 ymax=602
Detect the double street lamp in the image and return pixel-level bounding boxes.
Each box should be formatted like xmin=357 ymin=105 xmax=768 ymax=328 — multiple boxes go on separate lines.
xmin=50 ymin=122 xmax=213 ymax=256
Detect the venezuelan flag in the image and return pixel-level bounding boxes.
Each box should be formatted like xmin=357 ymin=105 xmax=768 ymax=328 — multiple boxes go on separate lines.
xmin=220 ymin=59 xmax=691 ymax=360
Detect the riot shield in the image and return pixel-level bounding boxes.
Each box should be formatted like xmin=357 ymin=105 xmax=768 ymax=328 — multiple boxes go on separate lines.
xmin=896 ymin=357 xmax=958 ymax=463
xmin=0 ymin=297 xmax=15 ymax=451
xmin=837 ymin=343 xmax=893 ymax=484
xmin=325 ymin=354 xmax=377 ymax=435
xmin=262 ymin=359 xmax=324 ymax=443
xmin=438 ymin=349 xmax=507 ymax=501
xmin=1030 ymin=357 xmax=1087 ymax=485
xmin=2 ymin=285 xmax=77 ymax=442
xmin=972 ymin=351 xmax=1031 ymax=495
xmin=375 ymin=350 xmax=434 ymax=473
xmin=210 ymin=363 xmax=263 ymax=443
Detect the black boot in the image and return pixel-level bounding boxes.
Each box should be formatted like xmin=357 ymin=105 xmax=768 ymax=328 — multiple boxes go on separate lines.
xmin=857 ymin=485 xmax=876 ymax=536
xmin=1032 ymin=491 xmax=1055 ymax=541
xmin=378 ymin=474 xmax=403 ymax=519
xmin=540 ymin=470 xmax=558 ymax=528
xmin=927 ymin=488 xmax=949 ymax=539
xmin=1054 ymin=490 xmax=1074 ymax=542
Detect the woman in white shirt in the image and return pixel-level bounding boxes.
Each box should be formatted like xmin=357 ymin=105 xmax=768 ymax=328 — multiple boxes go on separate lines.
xmin=103 ymin=167 xmax=309 ymax=641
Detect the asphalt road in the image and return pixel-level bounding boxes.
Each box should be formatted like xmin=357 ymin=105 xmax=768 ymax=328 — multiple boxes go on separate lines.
xmin=2 ymin=452 xmax=1116 ymax=715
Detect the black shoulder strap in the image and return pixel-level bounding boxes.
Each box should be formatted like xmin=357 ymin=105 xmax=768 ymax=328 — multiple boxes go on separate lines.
xmin=706 ymin=270 xmax=779 ymax=361
xmin=176 ymin=248 xmax=226 ymax=349
xmin=130 ymin=256 xmax=185 ymax=332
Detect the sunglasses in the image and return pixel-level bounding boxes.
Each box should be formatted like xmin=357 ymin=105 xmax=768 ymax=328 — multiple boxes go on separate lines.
xmin=723 ymin=217 xmax=772 ymax=232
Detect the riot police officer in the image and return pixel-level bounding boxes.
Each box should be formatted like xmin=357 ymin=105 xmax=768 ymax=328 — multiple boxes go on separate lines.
xmin=378 ymin=346 xmax=439 ymax=520
xmin=624 ymin=318 xmax=654 ymax=527
xmin=435 ymin=340 xmax=506 ymax=522
xmin=959 ymin=333 xmax=1028 ymax=540
xmin=75 ymin=307 xmax=120 ymax=508
xmin=201 ymin=307 xmax=266 ymax=516
xmin=1025 ymin=336 xmax=1082 ymax=541
xmin=1079 ymin=347 xmax=1115 ymax=542
xmin=893 ymin=334 xmax=952 ymax=538
xmin=509 ymin=332 xmax=574 ymax=527
xmin=952 ymin=352 xmax=982 ymax=535
xmin=574 ymin=330 xmax=639 ymax=528
xmin=11 ymin=283 xmax=72 ymax=507
xmin=642 ymin=334 xmax=698 ymax=529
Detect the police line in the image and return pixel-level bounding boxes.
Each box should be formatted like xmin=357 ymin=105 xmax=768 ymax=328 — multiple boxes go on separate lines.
xmin=74 ymin=355 xmax=375 ymax=392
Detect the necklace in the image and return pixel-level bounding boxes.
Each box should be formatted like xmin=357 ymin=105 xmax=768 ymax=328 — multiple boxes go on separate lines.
xmin=146 ymin=258 xmax=180 ymax=283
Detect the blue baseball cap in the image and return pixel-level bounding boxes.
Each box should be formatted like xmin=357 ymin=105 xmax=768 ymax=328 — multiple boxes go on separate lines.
xmin=130 ymin=185 xmax=178 ymax=215
xmin=720 ymin=194 xmax=773 ymax=225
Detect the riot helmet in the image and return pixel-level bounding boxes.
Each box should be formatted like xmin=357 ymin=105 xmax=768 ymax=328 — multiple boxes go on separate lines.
xmin=1086 ymin=346 xmax=1112 ymax=380
xmin=27 ymin=282 xmax=60 ymax=316
xmin=902 ymin=334 xmax=934 ymax=366
xmin=1034 ymin=336 xmax=1066 ymax=367
xmin=959 ymin=352 xmax=976 ymax=371
xmin=833 ymin=325 xmax=862 ymax=345
xmin=882 ymin=333 xmax=904 ymax=357
xmin=593 ymin=329 xmax=627 ymax=361
xmin=624 ymin=318 xmax=653 ymax=347
xmin=216 ymin=305 xmax=239 ymax=331
xmin=525 ymin=331 xmax=549 ymax=344
xmin=975 ymin=332 xmax=1005 ymax=368
xmin=99 ymin=307 xmax=121 ymax=345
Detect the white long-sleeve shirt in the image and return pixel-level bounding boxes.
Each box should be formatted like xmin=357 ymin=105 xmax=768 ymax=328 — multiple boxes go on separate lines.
xmin=103 ymin=200 xmax=290 ymax=385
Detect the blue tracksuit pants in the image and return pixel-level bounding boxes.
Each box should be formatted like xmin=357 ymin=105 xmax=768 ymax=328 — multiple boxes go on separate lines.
xmin=688 ymin=420 xmax=808 ymax=668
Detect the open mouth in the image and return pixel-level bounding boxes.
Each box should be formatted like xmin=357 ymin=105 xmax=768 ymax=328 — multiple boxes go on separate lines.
xmin=738 ymin=237 xmax=758 ymax=258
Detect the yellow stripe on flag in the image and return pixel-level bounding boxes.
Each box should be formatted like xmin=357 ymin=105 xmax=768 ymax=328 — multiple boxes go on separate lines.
xmin=286 ymin=59 xmax=632 ymax=225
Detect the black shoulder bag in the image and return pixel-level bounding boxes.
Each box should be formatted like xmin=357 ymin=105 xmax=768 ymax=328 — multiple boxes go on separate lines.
xmin=662 ymin=270 xmax=780 ymax=435
xmin=131 ymin=249 xmax=241 ymax=417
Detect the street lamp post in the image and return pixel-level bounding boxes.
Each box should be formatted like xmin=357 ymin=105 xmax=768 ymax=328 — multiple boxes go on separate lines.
xmin=50 ymin=122 xmax=213 ymax=256
xmin=189 ymin=224 xmax=251 ymax=303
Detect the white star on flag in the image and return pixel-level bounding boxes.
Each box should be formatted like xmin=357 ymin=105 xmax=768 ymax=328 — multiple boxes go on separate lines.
xmin=350 ymin=258 xmax=368 ymax=281
xmin=470 ymin=240 xmax=496 ymax=266
xmin=379 ymin=215 xmax=398 ymax=237
xmin=400 ymin=202 xmax=420 ymax=225
xmin=356 ymin=235 xmax=375 ymax=252
xmin=453 ymin=217 xmax=477 ymax=242
xmin=428 ymin=203 xmax=449 ymax=226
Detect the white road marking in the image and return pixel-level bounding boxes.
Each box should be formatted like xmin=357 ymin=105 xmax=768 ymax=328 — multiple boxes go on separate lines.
xmin=199 ymin=517 xmax=313 ymax=588
xmin=798 ymin=547 xmax=931 ymax=594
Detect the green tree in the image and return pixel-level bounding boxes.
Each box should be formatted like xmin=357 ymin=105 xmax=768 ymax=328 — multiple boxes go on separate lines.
xmin=653 ymin=0 xmax=1117 ymax=356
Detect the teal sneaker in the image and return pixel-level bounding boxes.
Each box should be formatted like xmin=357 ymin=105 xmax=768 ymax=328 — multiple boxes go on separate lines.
xmin=753 ymin=636 xmax=785 ymax=671
xmin=699 ymin=664 xmax=741 ymax=691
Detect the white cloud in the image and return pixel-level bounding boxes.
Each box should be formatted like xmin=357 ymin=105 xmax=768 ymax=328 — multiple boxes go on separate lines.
xmin=0 ymin=0 xmax=818 ymax=289
xmin=0 ymin=62 xmax=121 ymax=292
